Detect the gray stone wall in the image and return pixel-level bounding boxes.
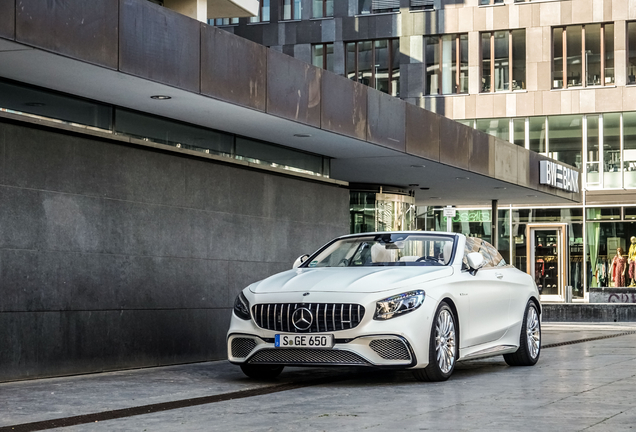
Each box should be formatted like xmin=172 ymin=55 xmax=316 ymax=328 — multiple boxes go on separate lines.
xmin=0 ymin=119 xmax=349 ymax=382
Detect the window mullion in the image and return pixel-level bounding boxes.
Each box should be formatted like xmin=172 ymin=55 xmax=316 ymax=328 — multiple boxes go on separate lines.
xmin=582 ymin=26 xmax=586 ymax=88
xmin=490 ymin=33 xmax=495 ymax=93
xmin=456 ymin=35 xmax=460 ymax=94
xmin=509 ymin=31 xmax=513 ymax=92
xmin=388 ymin=40 xmax=393 ymax=96
xmin=563 ymin=28 xmax=567 ymax=89
xmin=601 ymin=24 xmax=606 ymax=86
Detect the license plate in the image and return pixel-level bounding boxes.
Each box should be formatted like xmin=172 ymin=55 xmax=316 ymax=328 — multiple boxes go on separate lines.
xmin=275 ymin=334 xmax=334 ymax=348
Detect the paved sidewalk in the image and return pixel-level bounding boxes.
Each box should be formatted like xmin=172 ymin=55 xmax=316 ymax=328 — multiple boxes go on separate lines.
xmin=2 ymin=323 xmax=636 ymax=431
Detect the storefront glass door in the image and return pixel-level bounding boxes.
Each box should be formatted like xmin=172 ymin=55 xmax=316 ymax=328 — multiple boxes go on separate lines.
xmin=527 ymin=224 xmax=568 ymax=301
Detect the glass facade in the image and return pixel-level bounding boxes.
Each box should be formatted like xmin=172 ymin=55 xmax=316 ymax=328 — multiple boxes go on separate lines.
xmin=350 ymin=191 xmax=415 ymax=234
xmin=481 ymin=30 xmax=526 ymax=92
xmin=424 ymin=34 xmax=468 ymax=95
xmin=346 ymin=39 xmax=400 ymax=96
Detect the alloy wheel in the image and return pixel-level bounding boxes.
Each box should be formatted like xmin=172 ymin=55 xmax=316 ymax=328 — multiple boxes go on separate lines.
xmin=435 ymin=309 xmax=456 ymax=374
xmin=526 ymin=306 xmax=540 ymax=359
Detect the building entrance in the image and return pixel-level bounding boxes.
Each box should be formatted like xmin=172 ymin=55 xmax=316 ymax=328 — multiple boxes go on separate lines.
xmin=527 ymin=224 xmax=568 ymax=302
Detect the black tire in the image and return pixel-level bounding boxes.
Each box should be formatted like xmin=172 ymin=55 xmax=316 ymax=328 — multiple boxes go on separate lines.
xmin=240 ymin=364 xmax=285 ymax=379
xmin=504 ymin=301 xmax=541 ymax=366
xmin=413 ymin=301 xmax=457 ymax=382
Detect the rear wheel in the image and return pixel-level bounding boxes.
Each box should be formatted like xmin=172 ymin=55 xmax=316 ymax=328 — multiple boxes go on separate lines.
xmin=413 ymin=302 xmax=457 ymax=382
xmin=504 ymin=301 xmax=541 ymax=366
xmin=240 ymin=364 xmax=285 ymax=379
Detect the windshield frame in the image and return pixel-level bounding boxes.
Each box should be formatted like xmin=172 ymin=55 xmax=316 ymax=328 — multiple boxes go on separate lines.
xmin=299 ymin=232 xmax=458 ymax=268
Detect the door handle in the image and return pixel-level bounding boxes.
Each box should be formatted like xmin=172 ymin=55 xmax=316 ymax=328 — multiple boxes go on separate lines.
xmin=495 ymin=272 xmax=503 ymax=279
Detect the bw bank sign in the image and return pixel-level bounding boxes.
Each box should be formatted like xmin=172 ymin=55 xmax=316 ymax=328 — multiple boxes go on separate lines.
xmin=539 ymin=160 xmax=580 ymax=193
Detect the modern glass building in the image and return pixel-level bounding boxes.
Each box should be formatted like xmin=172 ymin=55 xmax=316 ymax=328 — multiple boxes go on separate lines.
xmin=195 ymin=0 xmax=636 ymax=302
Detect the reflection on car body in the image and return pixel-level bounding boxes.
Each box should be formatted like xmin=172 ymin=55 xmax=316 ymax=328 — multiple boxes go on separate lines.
xmin=228 ymin=231 xmax=541 ymax=381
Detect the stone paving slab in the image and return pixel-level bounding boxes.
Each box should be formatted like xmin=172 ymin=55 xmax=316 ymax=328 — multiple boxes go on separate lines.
xmin=1 ymin=323 xmax=636 ymax=431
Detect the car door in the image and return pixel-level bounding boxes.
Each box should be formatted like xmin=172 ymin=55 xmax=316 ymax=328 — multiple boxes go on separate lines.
xmin=461 ymin=239 xmax=512 ymax=348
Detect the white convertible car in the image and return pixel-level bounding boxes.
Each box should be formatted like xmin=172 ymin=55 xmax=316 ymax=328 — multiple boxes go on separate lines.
xmin=227 ymin=231 xmax=541 ymax=381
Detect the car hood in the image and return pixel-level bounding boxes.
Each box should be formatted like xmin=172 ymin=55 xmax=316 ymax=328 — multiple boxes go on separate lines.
xmin=248 ymin=266 xmax=454 ymax=294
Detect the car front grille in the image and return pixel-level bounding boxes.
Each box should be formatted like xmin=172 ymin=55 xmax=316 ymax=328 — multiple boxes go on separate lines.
xmin=252 ymin=303 xmax=365 ymax=333
xmin=231 ymin=338 xmax=257 ymax=358
xmin=369 ymin=339 xmax=411 ymax=360
xmin=247 ymin=348 xmax=370 ymax=365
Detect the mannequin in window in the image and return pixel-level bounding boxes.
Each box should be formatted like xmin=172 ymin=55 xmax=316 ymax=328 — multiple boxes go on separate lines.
xmin=612 ymin=247 xmax=627 ymax=288
xmin=629 ymin=237 xmax=636 ymax=287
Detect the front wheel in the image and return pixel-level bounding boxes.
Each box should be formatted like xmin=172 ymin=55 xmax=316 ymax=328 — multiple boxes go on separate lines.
xmin=240 ymin=364 xmax=285 ymax=379
xmin=504 ymin=301 xmax=541 ymax=366
xmin=413 ymin=301 xmax=457 ymax=382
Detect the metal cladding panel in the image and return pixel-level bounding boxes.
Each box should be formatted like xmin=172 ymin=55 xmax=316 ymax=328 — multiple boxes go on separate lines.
xmin=366 ymin=89 xmax=405 ymax=151
xmin=405 ymin=103 xmax=439 ymax=161
xmin=321 ymin=72 xmax=367 ymax=141
xmin=469 ymin=130 xmax=493 ymax=177
xmin=15 ymin=0 xmax=118 ymax=69
xmin=0 ymin=0 xmax=15 ymax=40
xmin=267 ymin=49 xmax=321 ymax=128
xmin=439 ymin=115 xmax=470 ymax=170
xmin=201 ymin=26 xmax=266 ymax=111
xmin=119 ymin=0 xmax=200 ymax=93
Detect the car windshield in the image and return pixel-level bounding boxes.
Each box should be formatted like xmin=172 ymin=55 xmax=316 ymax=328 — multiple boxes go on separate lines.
xmin=305 ymin=233 xmax=456 ymax=267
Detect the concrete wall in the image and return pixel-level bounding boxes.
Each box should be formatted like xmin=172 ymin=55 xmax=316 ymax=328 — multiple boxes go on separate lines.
xmin=0 ymin=119 xmax=349 ymax=382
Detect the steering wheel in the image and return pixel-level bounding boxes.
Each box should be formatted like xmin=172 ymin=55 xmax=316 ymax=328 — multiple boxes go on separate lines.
xmin=416 ymin=256 xmax=438 ymax=263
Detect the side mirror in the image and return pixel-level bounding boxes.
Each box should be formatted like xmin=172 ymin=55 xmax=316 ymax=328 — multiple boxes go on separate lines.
xmin=466 ymin=252 xmax=486 ymax=275
xmin=293 ymin=254 xmax=310 ymax=269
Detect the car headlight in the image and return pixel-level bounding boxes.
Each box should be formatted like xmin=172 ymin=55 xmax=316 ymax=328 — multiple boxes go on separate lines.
xmin=233 ymin=292 xmax=251 ymax=320
xmin=374 ymin=290 xmax=425 ymax=320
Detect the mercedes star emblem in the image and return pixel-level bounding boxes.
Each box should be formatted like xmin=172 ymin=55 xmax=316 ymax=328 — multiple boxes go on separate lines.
xmin=291 ymin=307 xmax=314 ymax=331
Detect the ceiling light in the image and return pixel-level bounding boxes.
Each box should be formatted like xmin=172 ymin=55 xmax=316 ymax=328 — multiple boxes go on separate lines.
xmin=409 ymin=184 xmax=419 ymax=187
xmin=419 ymin=187 xmax=430 ymax=190
xmin=430 ymin=197 xmax=441 ymax=199
xmin=526 ymin=194 xmax=537 ymax=197
xmin=494 ymin=187 xmax=507 ymax=190
xmin=293 ymin=133 xmax=312 ymax=138
xmin=150 ymin=95 xmax=171 ymax=100
xmin=455 ymin=177 xmax=470 ymax=180
xmin=410 ymin=165 xmax=426 ymax=168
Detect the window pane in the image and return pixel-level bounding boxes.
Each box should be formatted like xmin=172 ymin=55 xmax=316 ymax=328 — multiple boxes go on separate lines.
xmin=624 ymin=112 xmax=636 ymax=188
xmin=359 ymin=0 xmax=372 ymax=14
xmin=513 ymin=118 xmax=525 ymax=147
xmin=587 ymin=115 xmax=600 ymax=186
xmin=494 ymin=31 xmax=509 ymax=91
xmin=482 ymin=33 xmax=491 ymax=92
xmin=236 ymin=137 xmax=325 ymax=175
xmin=441 ymin=34 xmax=454 ymax=95
xmin=358 ymin=41 xmax=373 ymax=86
xmin=425 ymin=36 xmax=440 ymax=95
xmin=346 ymin=42 xmax=357 ymax=81
xmin=391 ymin=39 xmax=400 ymax=97
xmin=604 ymin=113 xmax=621 ymax=188
xmin=313 ymin=0 xmax=323 ymax=17
xmin=115 ymin=109 xmax=233 ymax=156
xmin=629 ymin=22 xmax=636 ymax=84
xmin=325 ymin=43 xmax=334 ymax=73
xmin=283 ymin=0 xmax=291 ymax=19
xmin=585 ymin=24 xmax=601 ymax=86
xmin=312 ymin=45 xmax=324 ymax=69
xmin=293 ymin=0 xmax=301 ymax=19
xmin=459 ymin=34 xmax=469 ymax=93
xmin=375 ymin=39 xmax=390 ymax=93
xmin=511 ymin=29 xmax=525 ymax=90
xmin=325 ymin=0 xmax=333 ymax=16
xmin=262 ymin=0 xmax=270 ymax=21
xmin=547 ymin=115 xmax=582 ymax=169
xmin=566 ymin=25 xmax=582 ymax=87
xmin=529 ymin=117 xmax=546 ymax=153
xmin=476 ymin=118 xmax=509 ymax=141
xmin=605 ymin=24 xmax=614 ymax=84
xmin=553 ymin=28 xmax=564 ymax=89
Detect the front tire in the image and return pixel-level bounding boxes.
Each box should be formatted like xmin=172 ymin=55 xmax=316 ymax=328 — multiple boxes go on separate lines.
xmin=240 ymin=364 xmax=285 ymax=379
xmin=504 ymin=301 xmax=541 ymax=366
xmin=413 ymin=301 xmax=457 ymax=382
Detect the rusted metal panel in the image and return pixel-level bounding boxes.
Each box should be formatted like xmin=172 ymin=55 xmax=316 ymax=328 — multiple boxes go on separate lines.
xmin=15 ymin=0 xmax=118 ymax=69
xmin=405 ymin=103 xmax=439 ymax=162
xmin=469 ymin=130 xmax=493 ymax=177
xmin=366 ymin=90 xmax=405 ymax=151
xmin=0 ymin=0 xmax=15 ymax=40
xmin=267 ymin=49 xmax=321 ymax=128
xmin=201 ymin=26 xmax=266 ymax=111
xmin=439 ymin=116 xmax=469 ymax=170
xmin=119 ymin=0 xmax=200 ymax=93
xmin=321 ymin=72 xmax=367 ymax=141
